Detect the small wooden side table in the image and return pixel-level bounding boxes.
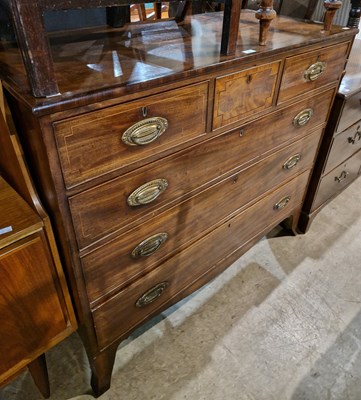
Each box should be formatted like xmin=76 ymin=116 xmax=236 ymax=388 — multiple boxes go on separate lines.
xmin=0 ymin=99 xmax=77 ymax=397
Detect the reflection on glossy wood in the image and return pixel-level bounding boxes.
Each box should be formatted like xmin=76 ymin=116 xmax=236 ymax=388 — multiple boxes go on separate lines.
xmin=0 ymin=11 xmax=354 ymax=113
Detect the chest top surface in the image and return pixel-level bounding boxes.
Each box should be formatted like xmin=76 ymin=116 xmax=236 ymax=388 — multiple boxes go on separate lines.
xmin=0 ymin=10 xmax=357 ymax=115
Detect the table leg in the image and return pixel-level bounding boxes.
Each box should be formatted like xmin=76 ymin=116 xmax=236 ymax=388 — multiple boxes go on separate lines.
xmin=221 ymin=0 xmax=241 ymax=55
xmin=28 ymin=354 xmax=50 ymax=399
xmin=8 ymin=0 xmax=59 ymax=97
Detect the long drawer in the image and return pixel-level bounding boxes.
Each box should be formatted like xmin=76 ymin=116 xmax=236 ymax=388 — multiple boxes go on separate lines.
xmin=54 ymin=82 xmax=209 ymax=188
xmin=70 ymin=88 xmax=334 ymax=250
xmin=312 ymin=149 xmax=361 ymax=212
xmin=92 ymin=170 xmax=311 ymax=349
xmin=278 ymin=41 xmax=349 ymax=104
xmin=325 ymin=120 xmax=361 ymax=174
xmin=83 ymin=130 xmax=322 ymax=304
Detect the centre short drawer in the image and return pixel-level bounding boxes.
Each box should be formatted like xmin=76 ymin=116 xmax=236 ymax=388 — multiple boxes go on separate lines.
xmin=278 ymin=41 xmax=350 ymax=104
xmin=69 ymin=88 xmax=334 ymax=250
xmin=92 ymin=170 xmax=311 ymax=349
xmin=213 ymin=60 xmax=280 ymax=129
xmin=54 ymin=82 xmax=209 ymax=188
xmin=82 ymin=130 xmax=321 ymax=305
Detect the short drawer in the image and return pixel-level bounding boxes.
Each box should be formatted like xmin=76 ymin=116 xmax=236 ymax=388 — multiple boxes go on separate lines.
xmin=312 ymin=150 xmax=361 ymax=212
xmin=92 ymin=170 xmax=311 ymax=349
xmin=325 ymin=120 xmax=361 ymax=174
xmin=278 ymin=42 xmax=350 ymax=104
xmin=213 ymin=60 xmax=280 ymax=129
xmin=54 ymin=82 xmax=209 ymax=188
xmin=336 ymin=92 xmax=361 ymax=134
xmin=70 ymin=88 xmax=334 ymax=250
xmin=82 ymin=130 xmax=322 ymax=304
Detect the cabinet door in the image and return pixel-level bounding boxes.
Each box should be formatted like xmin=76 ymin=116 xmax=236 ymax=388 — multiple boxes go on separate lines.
xmin=0 ymin=232 xmax=71 ymax=382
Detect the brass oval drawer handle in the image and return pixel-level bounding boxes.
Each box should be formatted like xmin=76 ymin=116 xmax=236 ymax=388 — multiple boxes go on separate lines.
xmin=135 ymin=281 xmax=169 ymax=308
xmin=283 ymin=153 xmax=302 ymax=170
xmin=127 ymin=179 xmax=168 ymax=207
xmin=293 ymin=108 xmax=313 ymax=127
xmin=304 ymin=61 xmax=326 ymax=82
xmin=334 ymin=170 xmax=349 ymax=183
xmin=274 ymin=196 xmax=291 ymax=210
xmin=348 ymin=128 xmax=361 ymax=145
xmin=122 ymin=117 xmax=169 ymax=146
xmin=132 ymin=233 xmax=168 ymax=258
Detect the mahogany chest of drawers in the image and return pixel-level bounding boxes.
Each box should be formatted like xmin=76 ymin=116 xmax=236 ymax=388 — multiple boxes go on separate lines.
xmin=299 ymin=37 xmax=361 ymax=232
xmin=0 ymin=11 xmax=356 ymax=396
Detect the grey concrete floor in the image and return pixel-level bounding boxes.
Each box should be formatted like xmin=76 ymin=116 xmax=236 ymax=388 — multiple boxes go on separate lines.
xmin=1 ymin=177 xmax=361 ymax=400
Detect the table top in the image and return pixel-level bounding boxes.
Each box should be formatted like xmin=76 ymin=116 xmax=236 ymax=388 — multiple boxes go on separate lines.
xmin=0 ymin=10 xmax=357 ymax=114
xmin=0 ymin=177 xmax=42 ymax=249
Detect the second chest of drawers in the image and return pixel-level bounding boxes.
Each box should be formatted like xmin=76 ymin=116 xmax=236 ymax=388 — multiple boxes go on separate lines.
xmin=299 ymin=38 xmax=361 ymax=232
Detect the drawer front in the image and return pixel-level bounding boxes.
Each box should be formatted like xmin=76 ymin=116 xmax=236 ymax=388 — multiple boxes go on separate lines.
xmin=54 ymin=82 xmax=209 ymax=188
xmin=70 ymin=89 xmax=334 ymax=249
xmin=213 ymin=61 xmax=280 ymax=129
xmin=325 ymin=121 xmax=361 ymax=174
xmin=336 ymin=93 xmax=361 ymax=134
xmin=312 ymin=150 xmax=361 ymax=212
xmin=92 ymin=170 xmax=310 ymax=349
xmin=278 ymin=42 xmax=349 ymax=104
xmin=83 ymin=131 xmax=322 ymax=304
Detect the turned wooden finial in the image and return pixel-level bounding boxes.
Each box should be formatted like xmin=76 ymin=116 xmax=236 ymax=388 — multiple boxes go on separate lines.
xmin=255 ymin=0 xmax=276 ymax=46
xmin=323 ymin=0 xmax=342 ymax=32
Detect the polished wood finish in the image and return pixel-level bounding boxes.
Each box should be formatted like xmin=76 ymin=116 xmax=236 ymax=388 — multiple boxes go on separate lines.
xmin=299 ymin=38 xmax=361 ymax=233
xmin=54 ymin=82 xmax=208 ymax=188
xmin=278 ymin=42 xmax=349 ymax=104
xmin=82 ymin=130 xmax=323 ymax=306
xmin=0 ymin=0 xmax=244 ymax=97
xmin=69 ymin=88 xmax=334 ymax=251
xmin=0 ymin=11 xmax=352 ymax=111
xmin=93 ymin=170 xmax=311 ymax=349
xmin=213 ymin=60 xmax=280 ymax=129
xmin=0 ymin=11 xmax=356 ymax=397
